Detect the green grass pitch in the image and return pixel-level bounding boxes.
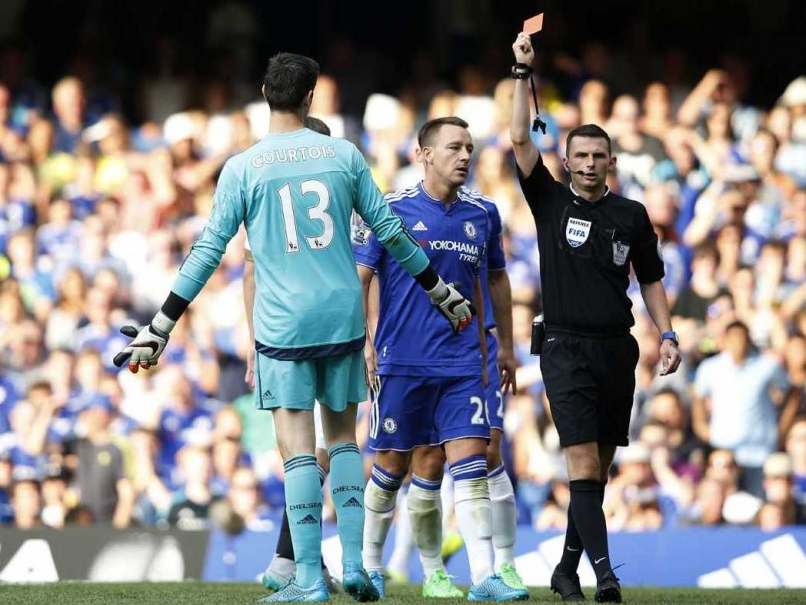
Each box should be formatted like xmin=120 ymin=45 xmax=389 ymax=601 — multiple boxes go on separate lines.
xmin=1 ymin=583 xmax=806 ymax=604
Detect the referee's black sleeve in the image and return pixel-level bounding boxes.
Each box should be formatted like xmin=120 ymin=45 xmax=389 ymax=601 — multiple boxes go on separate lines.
xmin=632 ymin=204 xmax=665 ymax=284
xmin=515 ymin=155 xmax=556 ymax=216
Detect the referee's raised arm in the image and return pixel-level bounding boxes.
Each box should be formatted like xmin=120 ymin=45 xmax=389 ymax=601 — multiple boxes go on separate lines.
xmin=510 ymin=32 xmax=540 ymax=178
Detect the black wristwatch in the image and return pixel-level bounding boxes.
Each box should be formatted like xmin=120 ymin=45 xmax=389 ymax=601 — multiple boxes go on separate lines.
xmin=511 ymin=63 xmax=533 ymax=79
xmin=660 ymin=331 xmax=679 ymax=347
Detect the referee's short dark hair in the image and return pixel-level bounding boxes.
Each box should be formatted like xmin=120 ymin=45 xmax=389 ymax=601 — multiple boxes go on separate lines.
xmin=417 ymin=116 xmax=469 ymax=149
xmin=566 ymin=124 xmax=612 ymax=157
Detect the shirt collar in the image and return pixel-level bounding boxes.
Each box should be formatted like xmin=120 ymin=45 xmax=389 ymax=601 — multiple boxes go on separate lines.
xmin=570 ymin=183 xmax=610 ymax=205
xmin=419 ymin=181 xmax=459 ymax=206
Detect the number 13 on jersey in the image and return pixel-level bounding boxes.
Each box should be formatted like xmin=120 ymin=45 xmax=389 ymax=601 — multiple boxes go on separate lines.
xmin=277 ymin=179 xmax=334 ymax=253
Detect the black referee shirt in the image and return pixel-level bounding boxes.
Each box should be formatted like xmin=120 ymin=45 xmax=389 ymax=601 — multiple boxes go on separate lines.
xmin=517 ymin=156 xmax=665 ymax=335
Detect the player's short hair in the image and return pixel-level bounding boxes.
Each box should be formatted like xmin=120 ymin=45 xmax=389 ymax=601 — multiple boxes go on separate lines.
xmin=417 ymin=116 xmax=469 ymax=149
xmin=304 ymin=116 xmax=331 ymax=136
xmin=263 ymin=53 xmax=320 ymax=111
xmin=566 ymin=124 xmax=612 ymax=157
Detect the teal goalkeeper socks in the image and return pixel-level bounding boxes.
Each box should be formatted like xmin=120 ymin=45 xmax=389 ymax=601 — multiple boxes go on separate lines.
xmin=283 ymin=454 xmax=323 ymax=588
xmin=328 ymin=443 xmax=365 ymax=566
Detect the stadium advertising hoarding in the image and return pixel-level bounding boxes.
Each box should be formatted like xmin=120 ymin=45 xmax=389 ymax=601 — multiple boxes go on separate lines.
xmin=2 ymin=526 xmax=804 ymax=587
xmin=201 ymin=526 xmax=806 ymax=588
xmin=0 ymin=528 xmax=208 ymax=582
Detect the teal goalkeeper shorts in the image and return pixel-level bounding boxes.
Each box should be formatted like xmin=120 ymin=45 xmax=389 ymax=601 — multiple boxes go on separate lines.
xmin=254 ymin=350 xmax=367 ymax=412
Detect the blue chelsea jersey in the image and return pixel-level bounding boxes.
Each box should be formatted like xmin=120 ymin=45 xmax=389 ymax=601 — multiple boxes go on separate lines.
xmin=477 ymin=195 xmax=506 ymax=332
xmin=353 ymin=183 xmax=492 ymax=377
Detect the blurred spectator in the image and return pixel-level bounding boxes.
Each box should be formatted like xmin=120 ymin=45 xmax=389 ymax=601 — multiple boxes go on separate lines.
xmin=49 ymin=77 xmax=89 ymax=155
xmin=688 ymin=477 xmax=727 ymax=526
xmin=787 ymin=418 xmax=806 ymax=507
xmin=609 ymin=95 xmax=667 ymax=194
xmin=0 ymin=453 xmax=13 ymax=523
xmin=11 ymin=478 xmax=41 ymax=528
xmin=760 ymin=452 xmax=804 ymax=527
xmin=72 ymin=398 xmax=134 ymax=527
xmin=40 ymin=462 xmax=69 ymax=528
xmin=168 ymin=444 xmax=219 ymax=529
xmin=693 ymin=321 xmax=795 ymax=495
xmin=227 ymin=465 xmax=272 ymax=531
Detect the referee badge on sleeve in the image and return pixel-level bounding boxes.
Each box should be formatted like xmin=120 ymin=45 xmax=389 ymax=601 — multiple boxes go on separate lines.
xmin=612 ymin=241 xmax=630 ymax=266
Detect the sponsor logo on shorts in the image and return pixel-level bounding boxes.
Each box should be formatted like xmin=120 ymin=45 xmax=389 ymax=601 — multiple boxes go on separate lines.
xmin=382 ymin=418 xmax=397 ymax=434
xmin=262 ymin=389 xmax=275 ymax=401
xmin=342 ymin=497 xmax=363 ymax=509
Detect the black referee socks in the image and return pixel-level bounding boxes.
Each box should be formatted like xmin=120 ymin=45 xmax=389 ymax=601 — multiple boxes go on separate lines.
xmin=569 ymin=479 xmax=613 ymax=582
xmin=558 ymin=480 xmax=607 ymax=574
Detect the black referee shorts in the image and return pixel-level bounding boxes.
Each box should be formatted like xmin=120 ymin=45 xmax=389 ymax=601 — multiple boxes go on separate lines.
xmin=540 ymin=332 xmax=639 ymax=448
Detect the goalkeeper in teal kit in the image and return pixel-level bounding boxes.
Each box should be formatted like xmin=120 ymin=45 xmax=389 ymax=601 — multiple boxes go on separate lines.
xmin=113 ymin=53 xmax=474 ymax=603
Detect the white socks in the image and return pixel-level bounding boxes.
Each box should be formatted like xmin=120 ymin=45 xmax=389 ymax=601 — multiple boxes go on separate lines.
xmin=408 ymin=477 xmax=445 ymax=579
xmin=450 ymin=456 xmax=494 ymax=585
xmin=387 ymin=488 xmax=414 ymax=577
xmin=363 ymin=465 xmax=404 ymax=572
xmin=488 ymin=465 xmax=517 ymax=569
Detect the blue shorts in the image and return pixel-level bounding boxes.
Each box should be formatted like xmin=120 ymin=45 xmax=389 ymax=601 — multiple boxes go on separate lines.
xmin=486 ymin=332 xmax=504 ymax=432
xmin=368 ymin=374 xmax=489 ymax=451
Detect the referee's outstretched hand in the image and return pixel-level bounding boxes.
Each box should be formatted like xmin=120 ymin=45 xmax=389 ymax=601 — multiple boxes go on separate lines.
xmin=659 ymin=340 xmax=682 ymax=376
xmin=513 ymin=32 xmax=534 ymax=64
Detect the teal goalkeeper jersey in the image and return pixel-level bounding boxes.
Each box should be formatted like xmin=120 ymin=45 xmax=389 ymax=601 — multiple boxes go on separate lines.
xmin=172 ymin=128 xmax=429 ymax=359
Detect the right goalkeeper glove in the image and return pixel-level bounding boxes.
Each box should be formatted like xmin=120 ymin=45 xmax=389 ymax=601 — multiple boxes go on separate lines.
xmin=113 ymin=311 xmax=175 ymax=372
xmin=426 ymin=277 xmax=476 ymax=334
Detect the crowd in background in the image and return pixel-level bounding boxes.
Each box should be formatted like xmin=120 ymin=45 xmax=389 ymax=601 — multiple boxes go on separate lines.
xmin=0 ymin=32 xmax=805 ymax=535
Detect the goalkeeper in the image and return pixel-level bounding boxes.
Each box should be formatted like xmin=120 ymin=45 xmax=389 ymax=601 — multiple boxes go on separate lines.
xmin=114 ymin=53 xmax=474 ymax=604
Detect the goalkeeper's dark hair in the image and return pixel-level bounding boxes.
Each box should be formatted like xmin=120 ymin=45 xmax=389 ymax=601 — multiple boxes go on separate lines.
xmin=304 ymin=116 xmax=331 ymax=136
xmin=417 ymin=116 xmax=469 ymax=149
xmin=263 ymin=53 xmax=320 ymax=111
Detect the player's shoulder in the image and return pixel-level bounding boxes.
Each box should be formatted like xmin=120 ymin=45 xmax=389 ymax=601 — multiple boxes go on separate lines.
xmin=322 ymin=135 xmax=361 ymax=160
xmin=458 ymin=187 xmax=497 ymax=210
xmin=384 ymin=185 xmax=420 ymax=205
xmin=456 ymin=187 xmax=494 ymax=219
xmin=220 ymin=145 xmax=254 ymax=176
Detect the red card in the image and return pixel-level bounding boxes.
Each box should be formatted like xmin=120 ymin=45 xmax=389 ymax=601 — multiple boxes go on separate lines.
xmin=523 ymin=13 xmax=544 ymax=35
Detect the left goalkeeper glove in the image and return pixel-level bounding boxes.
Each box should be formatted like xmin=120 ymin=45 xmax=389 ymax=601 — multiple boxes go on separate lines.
xmin=113 ymin=311 xmax=176 ymax=372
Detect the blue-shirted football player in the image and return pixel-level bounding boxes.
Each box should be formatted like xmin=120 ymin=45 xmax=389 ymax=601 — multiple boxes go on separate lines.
xmin=354 ymin=117 xmax=528 ymax=602
xmin=113 ymin=55 xmax=475 ymax=604
xmin=403 ymin=191 xmax=526 ymax=594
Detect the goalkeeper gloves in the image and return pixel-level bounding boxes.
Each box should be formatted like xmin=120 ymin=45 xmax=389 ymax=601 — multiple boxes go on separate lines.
xmin=113 ymin=311 xmax=176 ymax=373
xmin=426 ymin=277 xmax=476 ymax=333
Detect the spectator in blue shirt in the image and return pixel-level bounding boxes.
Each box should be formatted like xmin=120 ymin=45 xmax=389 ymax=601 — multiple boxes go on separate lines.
xmin=693 ymin=320 xmax=797 ymax=495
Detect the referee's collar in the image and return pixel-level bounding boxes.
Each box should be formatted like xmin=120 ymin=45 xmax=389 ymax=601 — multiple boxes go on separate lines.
xmin=570 ymin=184 xmax=611 ymax=206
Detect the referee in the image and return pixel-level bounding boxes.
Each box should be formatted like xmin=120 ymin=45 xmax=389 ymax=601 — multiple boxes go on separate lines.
xmin=509 ymin=33 xmax=681 ymax=603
